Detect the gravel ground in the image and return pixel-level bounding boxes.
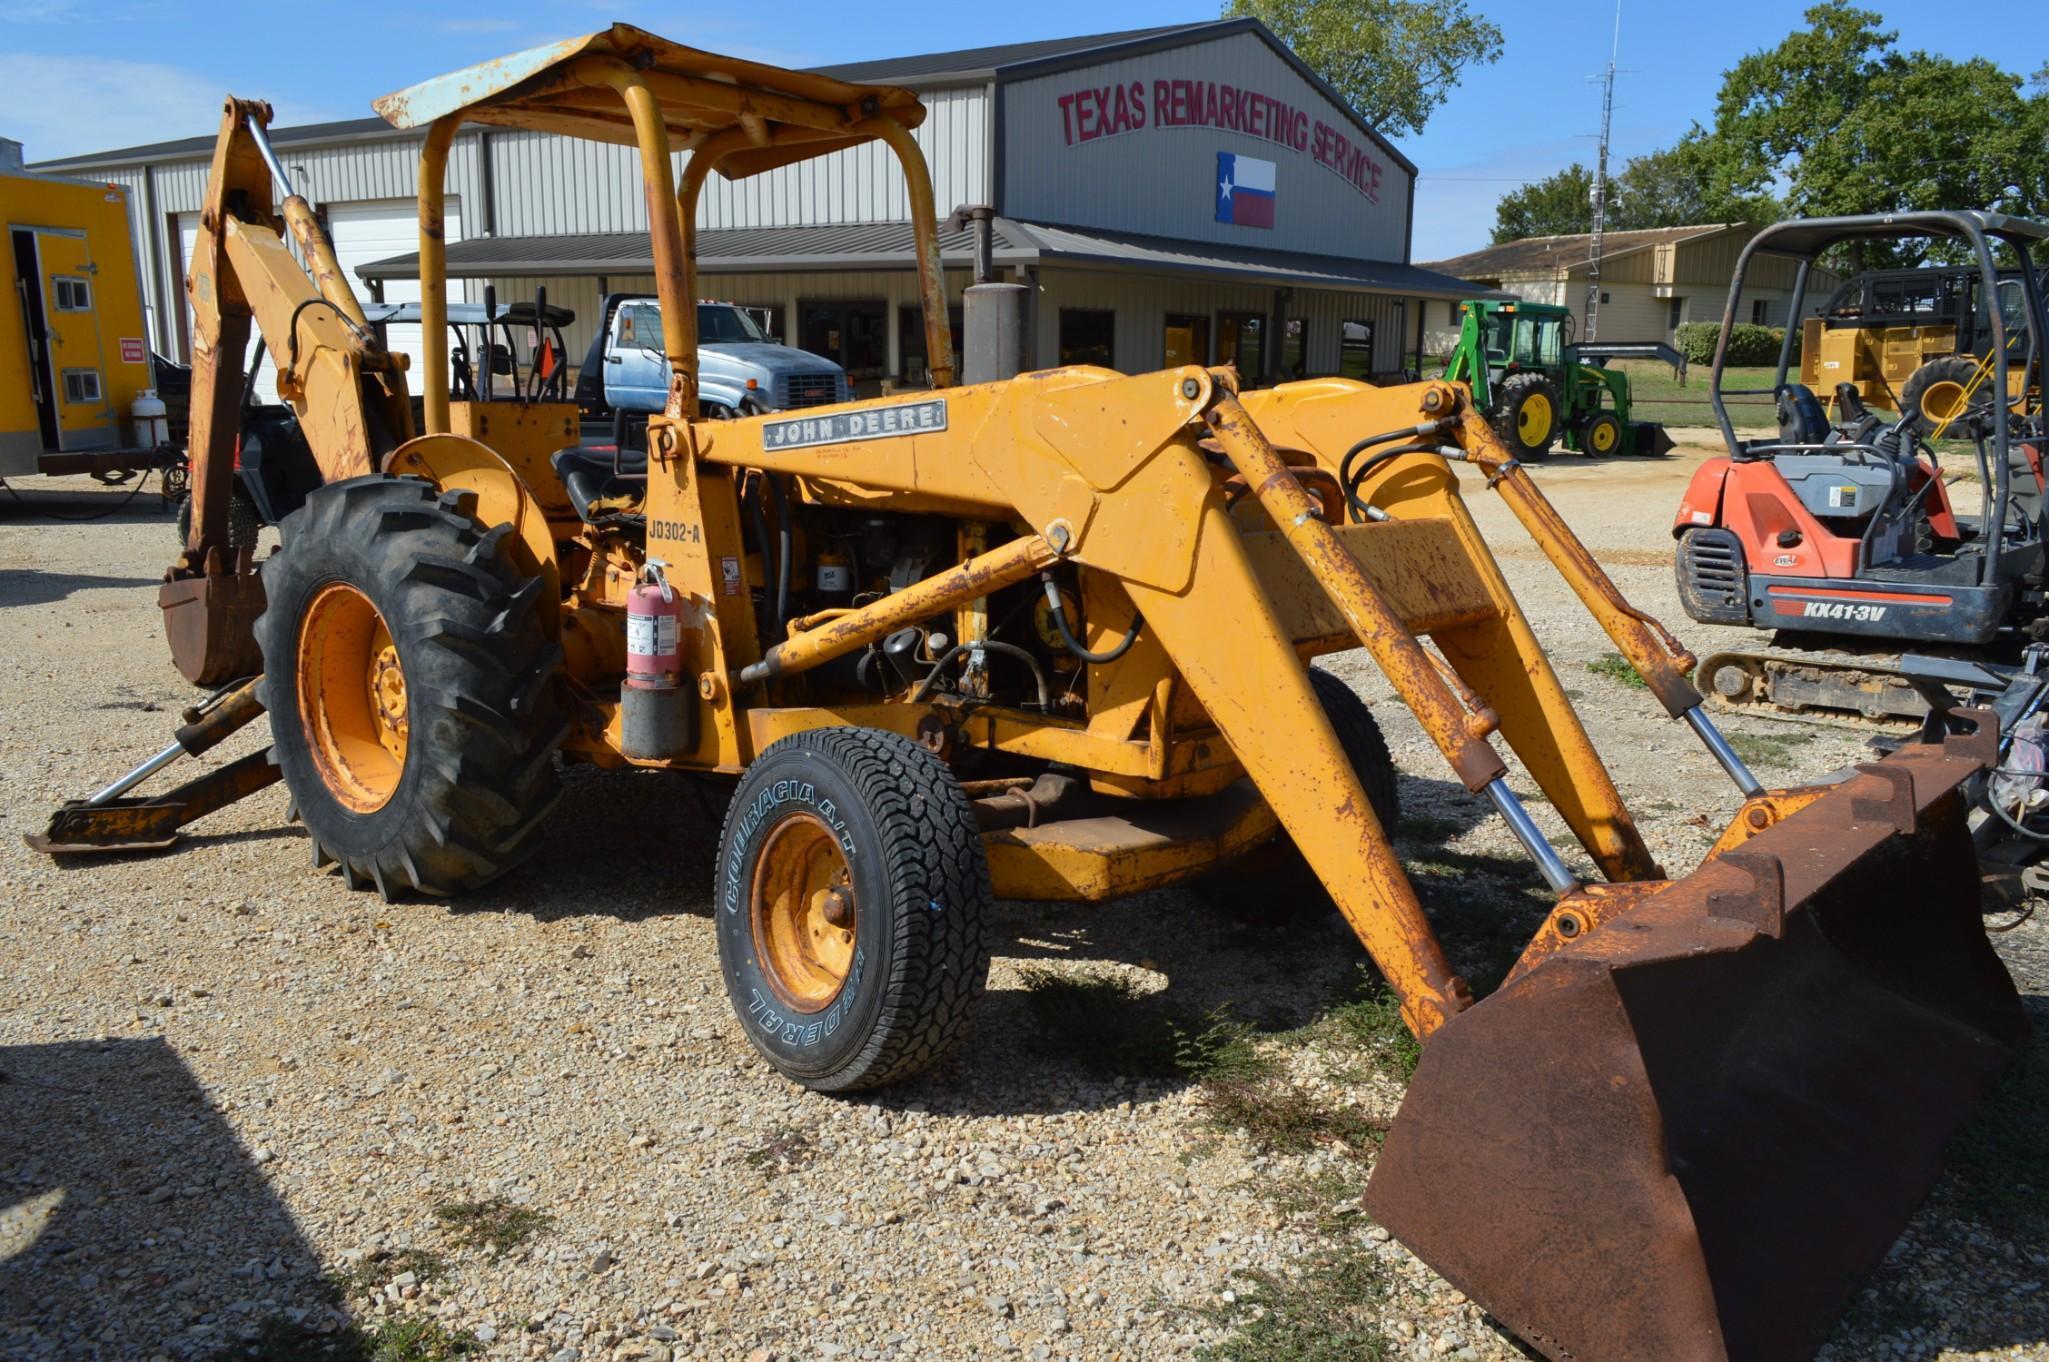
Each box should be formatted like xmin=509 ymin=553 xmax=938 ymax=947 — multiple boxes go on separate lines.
xmin=1 ymin=443 xmax=2044 ymax=1362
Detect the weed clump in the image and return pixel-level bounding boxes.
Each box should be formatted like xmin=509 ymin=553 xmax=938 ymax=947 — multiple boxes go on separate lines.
xmin=433 ymin=1197 xmax=551 ymax=1258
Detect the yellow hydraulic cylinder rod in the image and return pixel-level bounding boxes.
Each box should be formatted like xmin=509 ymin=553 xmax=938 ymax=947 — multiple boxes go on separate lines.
xmin=1206 ymin=396 xmax=1508 ymax=793
xmin=739 ymin=534 xmax=1058 ymax=685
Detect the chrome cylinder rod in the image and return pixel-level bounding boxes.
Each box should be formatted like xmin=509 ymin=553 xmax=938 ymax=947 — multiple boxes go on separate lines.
xmin=245 ymin=116 xmax=298 ymax=198
xmin=86 ymin=742 xmax=185 ymax=807
xmin=1485 ymin=778 xmax=1580 ymax=893
xmin=1683 ymin=705 xmax=1765 ymax=799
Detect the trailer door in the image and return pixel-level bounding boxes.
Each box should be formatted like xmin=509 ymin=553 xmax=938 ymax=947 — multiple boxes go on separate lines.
xmin=31 ymin=228 xmax=118 ymax=450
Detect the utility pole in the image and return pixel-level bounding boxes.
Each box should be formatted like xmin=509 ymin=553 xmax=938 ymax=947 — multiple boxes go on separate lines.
xmin=1584 ymin=1 xmax=1621 ymax=341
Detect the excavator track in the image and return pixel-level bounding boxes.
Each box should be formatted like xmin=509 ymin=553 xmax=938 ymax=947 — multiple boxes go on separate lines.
xmin=1695 ymin=642 xmax=1988 ymax=724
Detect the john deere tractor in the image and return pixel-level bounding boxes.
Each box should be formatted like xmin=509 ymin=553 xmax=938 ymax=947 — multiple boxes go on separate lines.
xmin=1443 ymin=299 xmax=1678 ymax=458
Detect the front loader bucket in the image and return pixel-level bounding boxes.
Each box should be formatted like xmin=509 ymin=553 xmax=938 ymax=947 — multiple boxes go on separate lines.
xmin=1631 ymin=420 xmax=1676 ymax=456
xmin=1365 ymin=735 xmax=2027 ymax=1362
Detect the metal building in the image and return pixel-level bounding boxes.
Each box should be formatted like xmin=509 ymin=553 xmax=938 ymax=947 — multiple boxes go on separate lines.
xmin=30 ymin=20 xmax=1479 ymax=399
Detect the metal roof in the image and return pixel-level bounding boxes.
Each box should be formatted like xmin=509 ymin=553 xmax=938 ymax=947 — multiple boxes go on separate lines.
xmin=1422 ymin=225 xmax=1742 ymax=280
xmin=809 ymin=23 xmax=1213 ymax=84
xmin=356 ymin=217 xmax=1481 ymax=298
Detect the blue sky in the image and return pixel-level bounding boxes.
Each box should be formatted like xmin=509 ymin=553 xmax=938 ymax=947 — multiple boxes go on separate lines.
xmin=4 ymin=1 xmax=2040 ymax=258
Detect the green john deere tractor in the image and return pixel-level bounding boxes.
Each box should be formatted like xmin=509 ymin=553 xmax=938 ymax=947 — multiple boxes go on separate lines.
xmin=1442 ymin=298 xmax=1681 ymax=459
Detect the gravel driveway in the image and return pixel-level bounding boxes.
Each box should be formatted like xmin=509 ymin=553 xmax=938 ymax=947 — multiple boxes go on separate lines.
xmin=1 ymin=445 xmax=2042 ymax=1362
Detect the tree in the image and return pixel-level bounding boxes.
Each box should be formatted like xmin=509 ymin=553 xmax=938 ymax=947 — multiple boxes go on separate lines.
xmin=1490 ymin=163 xmax=1593 ymax=243
xmin=1695 ymin=1 xmax=2044 ymax=263
xmin=1224 ymin=0 xmax=1504 ymax=138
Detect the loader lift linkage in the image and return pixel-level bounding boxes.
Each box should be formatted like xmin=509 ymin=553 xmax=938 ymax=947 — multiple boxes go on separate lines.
xmin=36 ymin=26 xmax=2028 ymax=1362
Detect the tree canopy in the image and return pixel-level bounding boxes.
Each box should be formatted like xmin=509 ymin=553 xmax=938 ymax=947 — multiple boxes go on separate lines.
xmin=1224 ymin=0 xmax=1503 ymax=138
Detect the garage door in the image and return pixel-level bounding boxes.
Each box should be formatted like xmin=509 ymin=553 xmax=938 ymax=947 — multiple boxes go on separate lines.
xmin=176 ymin=198 xmax=461 ymax=408
xmin=326 ymin=198 xmax=461 ymax=395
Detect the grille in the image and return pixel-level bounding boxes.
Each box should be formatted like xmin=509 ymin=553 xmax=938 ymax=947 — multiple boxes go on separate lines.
xmin=1686 ymin=535 xmax=1741 ymax=596
xmin=781 ymin=373 xmax=840 ymax=408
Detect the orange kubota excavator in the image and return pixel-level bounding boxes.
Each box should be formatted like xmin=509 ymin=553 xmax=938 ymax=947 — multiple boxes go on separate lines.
xmin=32 ymin=29 xmax=2030 ymax=1362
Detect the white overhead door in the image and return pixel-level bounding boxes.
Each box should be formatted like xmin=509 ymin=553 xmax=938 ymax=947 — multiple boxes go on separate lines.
xmin=326 ymin=198 xmax=461 ymax=394
xmin=177 ymin=212 xmax=281 ymax=404
xmin=176 ymin=198 xmax=462 ymax=408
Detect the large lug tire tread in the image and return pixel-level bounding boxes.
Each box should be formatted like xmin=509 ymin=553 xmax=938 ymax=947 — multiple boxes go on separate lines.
xmin=254 ymin=475 xmax=565 ymax=900
xmin=1492 ymin=372 xmax=1562 ymax=458
xmin=1900 ymin=355 xmax=1991 ymax=436
xmin=714 ymin=727 xmax=992 ymax=1093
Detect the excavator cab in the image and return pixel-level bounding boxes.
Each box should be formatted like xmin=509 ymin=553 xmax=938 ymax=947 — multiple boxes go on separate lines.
xmin=52 ymin=32 xmax=2033 ymax=1362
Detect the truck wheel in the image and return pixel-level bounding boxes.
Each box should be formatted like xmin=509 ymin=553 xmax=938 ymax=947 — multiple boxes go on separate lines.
xmin=1901 ymin=356 xmax=1992 ymax=437
xmin=1195 ymin=667 xmax=1401 ymax=912
xmin=1581 ymin=411 xmax=1623 ymax=457
xmin=1493 ymin=373 xmax=1561 ymax=458
xmin=715 ymin=727 xmax=992 ymax=1092
xmin=255 ymin=476 xmax=565 ymax=900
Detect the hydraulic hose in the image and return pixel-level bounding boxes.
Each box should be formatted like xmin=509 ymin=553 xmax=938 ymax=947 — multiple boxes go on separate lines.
xmin=1038 ymin=573 xmax=1142 ymax=664
xmin=742 ymin=473 xmax=779 ymax=646
xmin=764 ymin=473 xmax=792 ymax=640
xmin=910 ymin=639 xmax=1052 ymax=710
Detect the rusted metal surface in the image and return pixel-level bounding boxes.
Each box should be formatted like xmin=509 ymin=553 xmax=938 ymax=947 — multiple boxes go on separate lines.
xmin=29 ymin=748 xmax=282 ymax=854
xmin=740 ymin=535 xmax=1057 ymax=684
xmin=158 ymin=572 xmax=265 ymax=687
xmin=1366 ymin=720 xmax=2027 ymax=1362
xmin=870 ymin=117 xmax=955 ymax=389
xmin=280 ymin=196 xmax=368 ymax=330
xmin=1452 ymin=398 xmax=1703 ymax=720
xmin=1206 ymin=395 xmax=1507 ymax=792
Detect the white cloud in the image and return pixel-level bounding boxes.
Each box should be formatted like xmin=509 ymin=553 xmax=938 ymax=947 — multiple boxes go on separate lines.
xmin=0 ymin=52 xmax=337 ymax=162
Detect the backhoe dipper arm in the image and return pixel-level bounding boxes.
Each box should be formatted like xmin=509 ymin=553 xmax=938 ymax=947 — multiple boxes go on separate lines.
xmin=175 ymin=98 xmax=411 ymax=579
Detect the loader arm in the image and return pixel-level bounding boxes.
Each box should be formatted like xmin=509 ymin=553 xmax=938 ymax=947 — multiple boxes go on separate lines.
xmin=164 ymin=97 xmax=414 ymax=685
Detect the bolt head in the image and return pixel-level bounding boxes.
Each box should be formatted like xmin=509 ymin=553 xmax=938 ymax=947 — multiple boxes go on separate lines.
xmin=1746 ymin=806 xmax=1771 ymax=830
xmin=1046 ymin=521 xmax=1072 ymax=552
xmin=1181 ymin=377 xmax=1202 ymax=400
xmin=1421 ymin=389 xmax=1445 ymax=413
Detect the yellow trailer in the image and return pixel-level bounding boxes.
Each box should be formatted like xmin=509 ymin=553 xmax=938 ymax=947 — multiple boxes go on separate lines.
xmin=1 ymin=158 xmax=162 ymax=478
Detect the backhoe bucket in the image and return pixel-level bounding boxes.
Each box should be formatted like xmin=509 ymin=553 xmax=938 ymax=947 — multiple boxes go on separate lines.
xmin=1630 ymin=420 xmax=1676 ymax=456
xmin=1365 ymin=732 xmax=2027 ymax=1362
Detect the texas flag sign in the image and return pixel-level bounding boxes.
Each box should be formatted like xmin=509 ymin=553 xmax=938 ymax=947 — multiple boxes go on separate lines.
xmin=1216 ymin=152 xmax=1276 ymax=228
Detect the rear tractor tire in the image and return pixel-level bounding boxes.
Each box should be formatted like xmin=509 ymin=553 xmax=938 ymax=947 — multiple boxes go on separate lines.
xmin=254 ymin=475 xmax=566 ymax=900
xmin=715 ymin=727 xmax=993 ymax=1092
xmin=1492 ymin=372 xmax=1562 ymax=459
xmin=1901 ymin=355 xmax=1995 ymax=437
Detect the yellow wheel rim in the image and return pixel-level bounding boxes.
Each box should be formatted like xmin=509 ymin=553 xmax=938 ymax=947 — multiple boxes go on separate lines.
xmin=751 ymin=814 xmax=857 ymax=1013
xmin=1518 ymin=392 xmax=1553 ymax=445
xmin=1921 ymin=380 xmax=1969 ymax=425
xmin=297 ymin=583 xmax=408 ymax=814
xmin=1591 ymin=419 xmax=1618 ymax=454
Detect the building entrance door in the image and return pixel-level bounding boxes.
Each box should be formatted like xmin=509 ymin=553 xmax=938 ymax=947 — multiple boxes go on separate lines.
xmin=799 ymin=301 xmax=887 ymax=384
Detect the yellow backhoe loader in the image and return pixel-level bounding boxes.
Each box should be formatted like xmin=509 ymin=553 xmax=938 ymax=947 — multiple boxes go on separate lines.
xmin=32 ymin=28 xmax=2028 ymax=1362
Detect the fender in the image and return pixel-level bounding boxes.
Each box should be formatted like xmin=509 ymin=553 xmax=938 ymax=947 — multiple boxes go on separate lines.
xmin=384 ymin=433 xmax=562 ymax=639
xmin=1673 ymin=457 xmax=1731 ymax=536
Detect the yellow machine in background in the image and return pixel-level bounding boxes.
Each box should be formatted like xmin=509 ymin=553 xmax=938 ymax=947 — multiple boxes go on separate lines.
xmin=0 ymin=152 xmax=166 ymax=479
xmin=32 ymin=30 xmax=2030 ymax=1362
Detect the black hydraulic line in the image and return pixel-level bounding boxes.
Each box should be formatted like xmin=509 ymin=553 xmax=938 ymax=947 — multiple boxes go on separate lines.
xmin=742 ymin=473 xmax=778 ymax=647
xmin=910 ymin=639 xmax=1052 ymax=710
xmin=1038 ymin=573 xmax=1141 ymax=664
xmin=765 ymin=472 xmax=792 ymax=640
xmin=1342 ymin=443 xmax=1461 ymax=521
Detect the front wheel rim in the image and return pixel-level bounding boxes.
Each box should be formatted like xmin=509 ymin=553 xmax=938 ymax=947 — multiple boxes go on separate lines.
xmin=1519 ymin=393 xmax=1553 ymax=444
xmin=751 ymin=814 xmax=857 ymax=1013
xmin=1593 ymin=420 xmax=1617 ymax=453
xmin=297 ymin=582 xmax=409 ymax=813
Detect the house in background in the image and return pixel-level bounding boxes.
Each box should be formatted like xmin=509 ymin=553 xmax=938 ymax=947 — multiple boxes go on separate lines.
xmin=1419 ymin=223 xmax=1836 ymax=357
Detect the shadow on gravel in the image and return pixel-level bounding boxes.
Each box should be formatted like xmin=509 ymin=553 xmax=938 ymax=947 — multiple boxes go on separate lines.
xmin=0 ymin=1037 xmax=346 ymax=1360
xmin=0 ymin=568 xmax=160 ymax=607
xmin=0 ymin=489 xmax=179 ymax=528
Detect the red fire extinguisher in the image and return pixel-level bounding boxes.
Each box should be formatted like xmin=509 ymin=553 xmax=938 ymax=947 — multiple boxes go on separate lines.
xmin=623 ymin=561 xmax=692 ymax=758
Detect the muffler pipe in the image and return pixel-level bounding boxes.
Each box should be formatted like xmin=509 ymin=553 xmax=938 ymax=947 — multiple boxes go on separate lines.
xmin=1683 ymin=705 xmax=1765 ymax=798
xmin=1485 ymin=778 xmax=1580 ymax=894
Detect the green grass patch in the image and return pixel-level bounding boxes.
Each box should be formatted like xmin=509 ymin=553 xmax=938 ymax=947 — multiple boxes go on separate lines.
xmin=1019 ymin=966 xmax=1256 ymax=1081
xmin=1608 ymin=360 xmax=1779 ymax=432
xmin=1726 ymin=728 xmax=1818 ymax=769
xmin=212 ymin=1318 xmax=480 ymax=1362
xmin=1586 ymin=652 xmax=1648 ymax=690
xmin=330 ymin=1247 xmax=448 ymax=1301
xmin=1196 ymin=1251 xmax=1394 ymax=1362
xmin=433 ymin=1197 xmax=551 ymax=1259
xmin=1321 ymin=985 xmax=1421 ymax=1083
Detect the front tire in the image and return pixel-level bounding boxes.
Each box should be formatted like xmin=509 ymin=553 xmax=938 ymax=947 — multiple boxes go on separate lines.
xmin=1901 ymin=356 xmax=1992 ymax=437
xmin=715 ymin=728 xmax=992 ymax=1091
xmin=255 ymin=476 xmax=565 ymax=899
xmin=1581 ymin=411 xmax=1623 ymax=457
xmin=1493 ymin=373 xmax=1561 ymax=458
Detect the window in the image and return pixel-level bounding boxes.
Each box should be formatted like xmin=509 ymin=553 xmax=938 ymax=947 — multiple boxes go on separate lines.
xmin=1668 ymin=297 xmax=1685 ymax=331
xmin=1058 ymin=309 xmax=1115 ymax=368
xmin=614 ymin=301 xmax=660 ymax=350
xmin=800 ymin=301 xmax=887 ymax=379
xmin=898 ymin=304 xmax=964 ymax=385
xmin=61 ymin=368 xmax=102 ymax=404
xmin=1599 ymin=291 xmax=1612 ymax=305
xmin=1163 ymin=313 xmax=1209 ymax=367
xmin=1448 ymin=300 xmax=1461 ymax=325
xmin=1339 ymin=320 xmax=1375 ymax=380
xmin=1280 ymin=318 xmax=1305 ymax=380
xmin=1216 ymin=312 xmax=1265 ymax=383
xmin=1750 ymin=298 xmax=1769 ymax=326
xmin=697 ymin=304 xmax=773 ymax=344
xmin=52 ymin=276 xmax=92 ymax=311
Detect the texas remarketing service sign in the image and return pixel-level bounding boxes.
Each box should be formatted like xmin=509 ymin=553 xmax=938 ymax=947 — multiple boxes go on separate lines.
xmin=1216 ymin=152 xmax=1276 ymax=228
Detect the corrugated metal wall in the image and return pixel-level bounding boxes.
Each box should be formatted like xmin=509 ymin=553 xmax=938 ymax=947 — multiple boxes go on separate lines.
xmin=1002 ymin=30 xmax=1414 ymax=261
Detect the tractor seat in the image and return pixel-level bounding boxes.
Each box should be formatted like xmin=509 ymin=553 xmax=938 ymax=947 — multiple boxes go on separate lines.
xmin=552 ymin=444 xmax=648 ymax=523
